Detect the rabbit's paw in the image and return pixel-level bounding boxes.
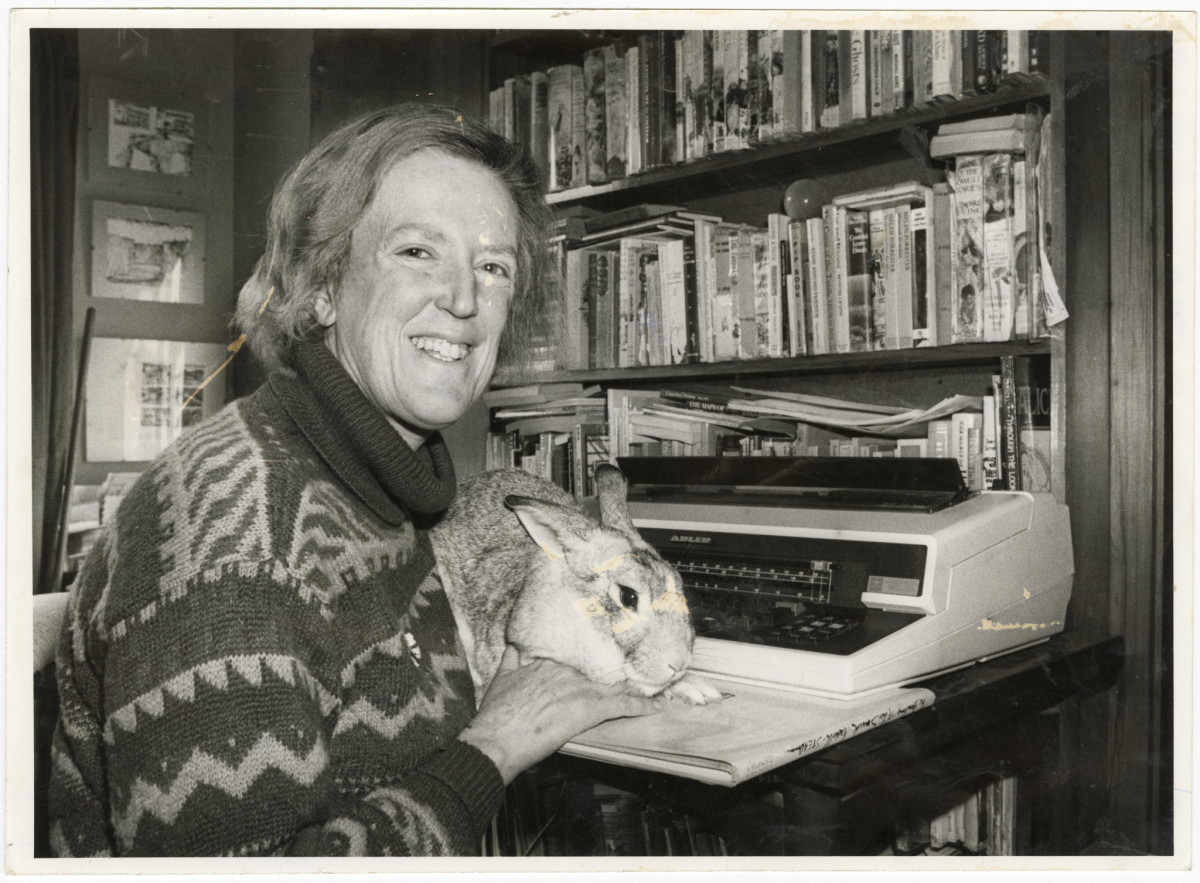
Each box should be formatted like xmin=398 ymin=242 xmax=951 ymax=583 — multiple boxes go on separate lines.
xmin=663 ymin=673 xmax=725 ymax=705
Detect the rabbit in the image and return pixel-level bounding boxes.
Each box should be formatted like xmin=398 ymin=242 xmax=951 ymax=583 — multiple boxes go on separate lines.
xmin=429 ymin=464 xmax=722 ymax=706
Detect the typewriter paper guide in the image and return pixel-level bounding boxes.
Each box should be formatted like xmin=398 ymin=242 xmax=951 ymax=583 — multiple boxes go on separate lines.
xmin=620 ymin=458 xmax=1074 ymax=698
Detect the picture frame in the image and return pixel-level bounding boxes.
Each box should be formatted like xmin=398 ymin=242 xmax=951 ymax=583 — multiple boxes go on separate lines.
xmin=85 ymin=337 xmax=229 ymax=463
xmin=90 ymin=201 xmax=206 ymax=304
xmin=85 ymin=76 xmax=205 ymax=197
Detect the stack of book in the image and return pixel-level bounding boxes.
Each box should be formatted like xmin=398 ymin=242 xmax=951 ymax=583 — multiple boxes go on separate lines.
xmin=489 ymin=29 xmax=1052 ymax=194
xmin=483 ymin=382 xmax=609 ymax=496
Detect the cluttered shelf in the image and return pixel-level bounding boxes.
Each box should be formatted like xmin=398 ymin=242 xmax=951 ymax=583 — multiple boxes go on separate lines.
xmin=545 ymin=79 xmax=1051 ymax=210
xmin=492 ymin=339 xmax=1051 ymax=388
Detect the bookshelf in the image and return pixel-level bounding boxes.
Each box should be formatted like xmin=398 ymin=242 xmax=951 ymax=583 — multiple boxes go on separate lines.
xmin=486 ymin=27 xmax=1065 ymax=501
xmin=476 ymin=27 xmax=1172 ymax=855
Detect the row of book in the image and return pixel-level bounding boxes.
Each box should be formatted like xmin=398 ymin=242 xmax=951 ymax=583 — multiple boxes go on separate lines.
xmin=483 ymin=355 xmax=1051 ymax=498
xmin=489 ymin=29 xmax=1051 ymax=193
xmin=546 ymin=127 xmax=1052 ymax=372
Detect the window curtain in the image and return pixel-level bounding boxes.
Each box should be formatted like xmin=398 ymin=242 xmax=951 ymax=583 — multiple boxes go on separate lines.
xmin=31 ymin=29 xmax=79 ymax=595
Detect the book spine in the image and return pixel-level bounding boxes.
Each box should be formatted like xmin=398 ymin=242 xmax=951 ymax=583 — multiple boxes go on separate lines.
xmin=695 ymin=219 xmax=714 ymax=362
xmin=837 ymin=30 xmax=854 ymax=126
xmin=584 ymin=250 xmax=600 ymax=369
xmin=819 ymin=30 xmax=840 ymax=129
xmin=769 ymin=28 xmax=784 ymax=138
xmin=640 ymin=34 xmax=661 ymax=172
xmin=603 ymin=44 xmax=628 ymax=180
xmin=950 ymin=155 xmax=985 ymax=343
xmin=998 ymin=352 xmax=1017 ymax=489
xmin=845 ymin=209 xmax=871 ymax=352
xmin=661 ymin=31 xmax=679 ymax=167
xmin=660 ymin=238 xmax=688 ymax=365
xmin=529 ymin=71 xmax=550 ymax=187
xmin=674 ymin=34 xmax=687 ymax=163
xmin=899 ymin=30 xmax=914 ymax=109
xmin=699 ymin=31 xmax=715 ymax=156
xmin=788 ymin=219 xmax=808 ymax=356
xmin=489 ymin=85 xmax=505 ymax=135
xmin=982 ymin=152 xmax=1016 ymax=341
xmin=982 ymin=392 xmax=1001 ymax=489
xmin=747 ymin=30 xmax=765 ymax=144
xmin=797 ymin=30 xmax=814 ymax=134
xmin=806 ymin=216 xmax=828 ymax=354
xmin=680 ymin=232 xmax=701 ymax=363
xmin=892 ymin=204 xmax=915 ymax=349
xmin=1007 ymin=29 xmax=1029 ymax=75
xmin=547 ymin=66 xmax=574 ymax=191
xmin=626 ymin=46 xmax=641 ymax=175
xmin=960 ymin=30 xmax=977 ymax=96
xmin=734 ymin=227 xmax=760 ymax=359
xmin=851 ymin=30 xmax=870 ymax=121
xmin=867 ymin=209 xmax=888 ymax=350
xmin=914 ymin=30 xmax=932 ymax=105
xmin=583 ymin=49 xmax=609 ymax=185
xmin=733 ymin=29 xmax=750 ymax=149
xmin=931 ymin=182 xmax=954 ymax=346
xmin=711 ymin=225 xmax=738 ymax=360
xmin=931 ymin=30 xmax=956 ymax=99
xmin=680 ymin=31 xmax=697 ymax=162
xmin=568 ymin=65 xmax=587 ymax=189
xmin=711 ymin=30 xmax=728 ymax=151
xmin=878 ymin=29 xmax=894 ymax=116
xmin=767 ymin=213 xmax=787 ymax=357
xmin=564 ymin=248 xmax=586 ymax=369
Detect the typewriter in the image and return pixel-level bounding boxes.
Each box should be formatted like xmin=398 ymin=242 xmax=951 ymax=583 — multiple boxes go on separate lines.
xmin=619 ymin=457 xmax=1074 ymax=698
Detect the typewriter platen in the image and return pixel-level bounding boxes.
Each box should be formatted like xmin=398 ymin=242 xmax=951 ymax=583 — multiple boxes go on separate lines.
xmin=619 ymin=457 xmax=1075 ymax=698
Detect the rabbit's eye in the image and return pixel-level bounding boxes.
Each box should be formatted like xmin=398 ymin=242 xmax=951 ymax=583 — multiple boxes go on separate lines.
xmin=619 ymin=585 xmax=639 ymax=611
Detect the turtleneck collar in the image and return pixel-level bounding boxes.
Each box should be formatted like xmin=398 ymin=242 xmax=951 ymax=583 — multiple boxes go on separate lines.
xmin=268 ymin=339 xmax=457 ymax=523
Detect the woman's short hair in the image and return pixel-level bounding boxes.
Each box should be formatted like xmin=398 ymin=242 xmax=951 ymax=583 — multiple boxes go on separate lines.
xmin=235 ymin=103 xmax=553 ymax=373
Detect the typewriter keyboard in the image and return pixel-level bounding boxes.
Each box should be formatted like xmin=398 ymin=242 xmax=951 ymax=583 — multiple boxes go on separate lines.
xmin=763 ymin=610 xmax=861 ymax=648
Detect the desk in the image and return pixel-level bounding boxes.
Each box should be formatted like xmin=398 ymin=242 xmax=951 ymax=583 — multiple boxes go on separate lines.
xmin=501 ymin=634 xmax=1123 ymax=856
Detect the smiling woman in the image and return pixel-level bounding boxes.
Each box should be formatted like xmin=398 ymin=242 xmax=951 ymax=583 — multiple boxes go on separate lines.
xmin=47 ymin=103 xmax=665 ymax=857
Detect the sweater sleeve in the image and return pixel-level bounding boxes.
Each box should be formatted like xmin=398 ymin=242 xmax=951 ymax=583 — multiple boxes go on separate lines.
xmin=47 ymin=523 xmax=506 ymax=857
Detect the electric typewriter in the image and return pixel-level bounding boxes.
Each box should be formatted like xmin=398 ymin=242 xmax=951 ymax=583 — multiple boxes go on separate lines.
xmin=618 ymin=456 xmax=1074 ymax=698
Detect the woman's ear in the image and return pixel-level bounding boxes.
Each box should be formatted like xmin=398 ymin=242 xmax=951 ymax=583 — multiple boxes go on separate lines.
xmin=313 ymin=288 xmax=337 ymax=327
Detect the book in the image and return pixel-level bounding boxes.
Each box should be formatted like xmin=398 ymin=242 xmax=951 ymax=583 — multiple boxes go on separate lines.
xmin=845 ymin=209 xmax=872 ymax=352
xmin=751 ymin=226 xmax=775 ymax=358
xmin=805 ymin=216 xmax=829 ymax=355
xmin=981 ymin=152 xmax=1016 ymax=341
xmin=889 ymin=205 xmax=915 ymax=350
xmin=547 ymin=65 xmax=580 ymax=191
xmin=563 ymin=677 xmax=934 ymax=787
xmin=583 ymin=47 xmax=609 ymax=185
xmin=949 ymin=155 xmax=986 ymax=343
xmin=563 ymin=66 xmax=586 ymax=190
xmin=867 ymin=209 xmax=888 ymax=350
xmin=931 ymin=182 xmax=954 ymax=345
xmin=529 ymin=70 xmax=550 ymax=185
xmin=709 ymin=222 xmax=740 ymax=361
xmin=824 ymin=203 xmax=850 ymax=353
xmin=930 ymin=128 xmax=1025 ymax=158
xmin=626 ymin=44 xmax=642 ymax=175
xmin=731 ymin=225 xmax=759 ymax=359
xmin=850 ymin=29 xmax=870 ymax=121
xmin=819 ymin=30 xmax=841 ymax=129
xmin=661 ymin=31 xmax=680 ymax=166
xmin=657 ymin=238 xmax=688 ymax=365
xmin=786 ymin=218 xmax=808 ymax=357
xmin=1015 ymin=354 xmax=1052 ymax=492
xmin=603 ymin=42 xmax=628 ymax=179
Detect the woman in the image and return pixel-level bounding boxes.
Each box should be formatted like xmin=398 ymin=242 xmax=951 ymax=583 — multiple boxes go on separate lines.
xmin=48 ymin=104 xmax=663 ymax=857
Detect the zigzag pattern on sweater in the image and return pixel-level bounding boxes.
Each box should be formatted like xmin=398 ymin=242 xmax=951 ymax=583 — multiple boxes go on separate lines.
xmin=156 ymin=408 xmax=272 ymax=589
xmin=332 ymin=650 xmax=468 ymax=739
xmin=112 ymin=732 xmax=329 ymax=851
xmin=287 ymin=479 xmax=417 ymax=618
xmin=104 ymin=654 xmax=339 ymax=743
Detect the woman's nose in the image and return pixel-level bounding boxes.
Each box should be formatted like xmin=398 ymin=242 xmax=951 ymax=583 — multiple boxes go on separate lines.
xmin=433 ymin=262 xmax=478 ymax=318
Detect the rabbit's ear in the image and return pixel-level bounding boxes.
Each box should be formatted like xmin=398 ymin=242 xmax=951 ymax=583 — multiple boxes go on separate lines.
xmin=505 ymin=495 xmax=592 ymax=561
xmin=594 ymin=464 xmax=637 ymax=534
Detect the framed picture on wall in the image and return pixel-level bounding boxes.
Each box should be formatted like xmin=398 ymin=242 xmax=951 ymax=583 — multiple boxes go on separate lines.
xmin=86 ymin=76 xmax=205 ymax=196
xmin=84 ymin=337 xmax=229 ymax=463
xmin=90 ymin=201 xmax=206 ymax=303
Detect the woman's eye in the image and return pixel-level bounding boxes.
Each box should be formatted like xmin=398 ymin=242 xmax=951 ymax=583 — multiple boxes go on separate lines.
xmin=618 ymin=585 xmax=638 ymax=611
xmin=480 ymin=262 xmax=512 ymax=279
xmin=399 ymin=247 xmax=432 ymax=260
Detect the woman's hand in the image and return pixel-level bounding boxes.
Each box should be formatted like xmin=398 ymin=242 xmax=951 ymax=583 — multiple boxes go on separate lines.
xmin=457 ymin=646 xmax=665 ymax=784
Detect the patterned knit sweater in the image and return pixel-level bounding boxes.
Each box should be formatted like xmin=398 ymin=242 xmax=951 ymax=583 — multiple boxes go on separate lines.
xmin=48 ymin=340 xmax=505 ymax=857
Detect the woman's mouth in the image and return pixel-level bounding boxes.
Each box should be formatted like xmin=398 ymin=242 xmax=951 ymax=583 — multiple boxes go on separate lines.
xmin=411 ymin=336 xmax=471 ymax=362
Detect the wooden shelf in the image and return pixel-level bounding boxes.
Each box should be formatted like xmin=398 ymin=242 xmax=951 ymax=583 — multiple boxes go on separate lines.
xmin=493 ymin=340 xmax=1051 ymax=388
xmin=545 ymin=79 xmax=1051 ymax=210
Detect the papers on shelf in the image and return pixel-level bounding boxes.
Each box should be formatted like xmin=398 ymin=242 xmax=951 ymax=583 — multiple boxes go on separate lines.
xmin=563 ymin=676 xmax=935 ymax=787
xmin=726 ymin=387 xmax=984 ymax=437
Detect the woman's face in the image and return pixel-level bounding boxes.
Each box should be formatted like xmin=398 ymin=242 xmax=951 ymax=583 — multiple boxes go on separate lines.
xmin=315 ymin=149 xmax=519 ymax=448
